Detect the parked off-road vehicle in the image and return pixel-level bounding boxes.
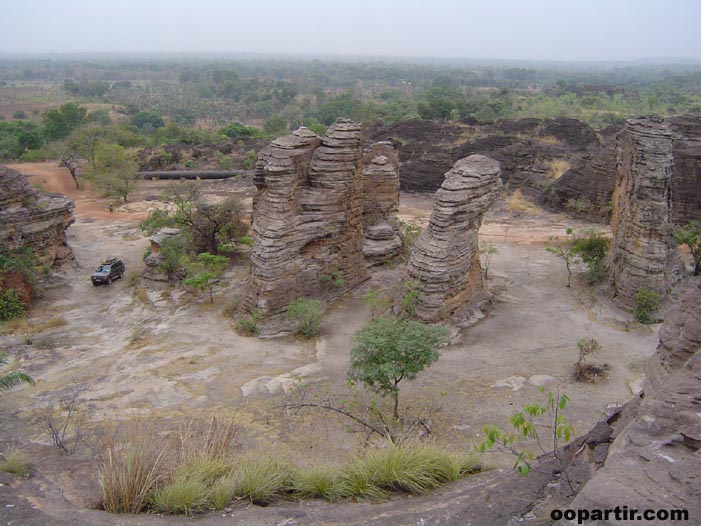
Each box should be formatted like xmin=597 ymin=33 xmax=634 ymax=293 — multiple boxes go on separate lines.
xmin=91 ymin=257 xmax=125 ymax=286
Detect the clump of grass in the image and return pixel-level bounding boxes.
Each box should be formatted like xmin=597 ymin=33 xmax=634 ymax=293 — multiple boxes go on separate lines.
xmin=97 ymin=424 xmax=167 ymax=513
xmin=230 ymin=455 xmax=294 ymax=505
xmin=292 ymin=465 xmax=348 ymax=501
xmin=30 ymin=315 xmax=68 ymax=332
xmin=173 ymin=456 xmax=231 ymax=485
xmin=342 ymin=443 xmax=480 ymax=497
xmin=208 ymin=476 xmax=235 ymax=510
xmin=506 ymin=190 xmax=541 ymax=214
xmin=0 ymin=447 xmax=30 ymax=476
xmin=151 ymin=477 xmax=209 ymax=515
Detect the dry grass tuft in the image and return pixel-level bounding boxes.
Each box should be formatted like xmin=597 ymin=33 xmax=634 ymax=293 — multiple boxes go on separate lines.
xmin=507 ymin=190 xmax=542 ymax=214
xmin=546 ymin=159 xmax=570 ymax=179
xmin=0 ymin=446 xmax=30 ymax=476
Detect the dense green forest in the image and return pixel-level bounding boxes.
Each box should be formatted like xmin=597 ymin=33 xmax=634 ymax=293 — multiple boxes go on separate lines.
xmin=1 ymin=56 xmax=701 ymax=162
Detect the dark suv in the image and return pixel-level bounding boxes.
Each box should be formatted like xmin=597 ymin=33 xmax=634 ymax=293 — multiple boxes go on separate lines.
xmin=91 ymin=258 xmax=125 ymax=286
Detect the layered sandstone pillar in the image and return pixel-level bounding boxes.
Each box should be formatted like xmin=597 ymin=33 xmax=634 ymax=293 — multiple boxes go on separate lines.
xmin=609 ymin=117 xmax=683 ymax=309
xmin=405 ymin=155 xmax=501 ymax=322
xmin=245 ymin=120 xmax=367 ymax=335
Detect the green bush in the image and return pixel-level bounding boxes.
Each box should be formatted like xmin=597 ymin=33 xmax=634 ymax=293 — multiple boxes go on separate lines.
xmin=285 ymin=298 xmax=323 ymax=339
xmin=572 ymin=229 xmax=610 ymax=285
xmin=635 ymin=288 xmax=659 ymax=324
xmin=235 ymin=310 xmax=260 ymax=336
xmin=0 ymin=289 xmax=27 ymax=321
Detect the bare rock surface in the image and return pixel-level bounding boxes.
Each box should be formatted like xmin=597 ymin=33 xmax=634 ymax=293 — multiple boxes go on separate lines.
xmin=245 ymin=121 xmax=367 ymax=335
xmin=362 ymin=142 xmax=401 ymax=266
xmin=570 ymin=280 xmax=701 ymax=523
xmin=0 ymin=164 xmax=74 ymax=266
xmin=609 ymin=117 xmax=684 ymax=310
xmin=406 ymin=155 xmax=501 ymax=322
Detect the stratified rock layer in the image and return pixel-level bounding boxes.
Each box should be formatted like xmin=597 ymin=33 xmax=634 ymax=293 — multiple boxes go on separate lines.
xmin=609 ymin=117 xmax=683 ymax=309
xmin=362 ymin=142 xmax=401 ymax=266
xmin=406 ymin=155 xmax=501 ymax=322
xmin=570 ymin=281 xmax=701 ymax=521
xmin=0 ymin=165 xmax=74 ymax=266
xmin=246 ymin=121 xmax=367 ymax=335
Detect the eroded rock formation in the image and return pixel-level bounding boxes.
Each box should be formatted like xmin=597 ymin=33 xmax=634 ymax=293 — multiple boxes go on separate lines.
xmin=609 ymin=117 xmax=684 ymax=309
xmin=570 ymin=281 xmax=701 ymax=519
xmin=405 ymin=155 xmax=501 ymax=322
xmin=365 ymin=117 xmax=599 ymax=192
xmin=245 ymin=121 xmax=367 ymax=335
xmin=0 ymin=165 xmax=74 ymax=267
xmin=362 ymin=142 xmax=401 ymax=267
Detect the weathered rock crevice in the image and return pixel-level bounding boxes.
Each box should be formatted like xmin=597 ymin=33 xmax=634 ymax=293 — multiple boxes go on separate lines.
xmin=404 ymin=155 xmax=502 ymax=323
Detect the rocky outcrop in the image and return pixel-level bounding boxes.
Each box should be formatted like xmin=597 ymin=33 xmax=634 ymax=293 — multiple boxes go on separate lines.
xmin=570 ymin=281 xmax=701 ymax=521
xmin=365 ymin=117 xmax=599 ymax=193
xmin=245 ymin=121 xmax=367 ymax=336
xmin=546 ymin=116 xmax=701 ymax=224
xmin=0 ymin=165 xmax=74 ymax=267
xmin=362 ymin=142 xmax=401 ymax=267
xmin=669 ymin=115 xmax=701 ymax=225
xmin=142 ymin=228 xmax=182 ymax=281
xmin=405 ymin=155 xmax=501 ymax=322
xmin=608 ymin=117 xmax=684 ymax=310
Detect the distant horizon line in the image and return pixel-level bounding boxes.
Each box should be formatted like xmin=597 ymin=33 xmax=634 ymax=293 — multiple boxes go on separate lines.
xmin=1 ymin=51 xmax=701 ymax=66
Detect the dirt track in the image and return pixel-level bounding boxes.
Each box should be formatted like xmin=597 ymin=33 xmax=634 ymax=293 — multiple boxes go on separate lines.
xmin=0 ymin=163 xmax=659 ymax=525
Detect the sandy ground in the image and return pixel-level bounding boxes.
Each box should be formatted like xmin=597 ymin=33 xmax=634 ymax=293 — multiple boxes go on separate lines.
xmin=0 ymin=163 xmax=660 ymax=522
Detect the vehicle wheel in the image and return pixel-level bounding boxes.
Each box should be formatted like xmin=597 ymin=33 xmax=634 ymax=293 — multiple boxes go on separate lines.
xmin=108 ymin=276 xmax=112 ymax=285
xmin=92 ymin=282 xmax=98 ymax=287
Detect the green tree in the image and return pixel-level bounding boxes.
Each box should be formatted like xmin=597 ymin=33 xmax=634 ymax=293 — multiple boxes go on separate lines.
xmin=571 ymin=229 xmax=610 ymax=285
xmin=348 ymin=317 xmax=447 ymax=419
xmin=130 ymin=111 xmax=165 ymax=132
xmin=673 ymin=220 xmax=701 ymax=276
xmin=42 ymin=103 xmax=88 ymax=140
xmin=88 ymin=143 xmax=138 ymax=203
xmin=545 ymin=228 xmax=579 ymax=287
xmin=0 ymin=352 xmax=34 ymax=393
xmin=183 ymin=253 xmax=229 ymax=303
xmin=141 ymin=182 xmax=247 ymax=255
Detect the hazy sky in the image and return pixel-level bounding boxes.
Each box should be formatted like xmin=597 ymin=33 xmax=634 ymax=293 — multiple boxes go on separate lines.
xmin=1 ymin=0 xmax=700 ymax=61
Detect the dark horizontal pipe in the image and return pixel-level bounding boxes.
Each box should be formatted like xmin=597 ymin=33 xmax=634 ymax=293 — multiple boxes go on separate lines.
xmin=136 ymin=170 xmax=240 ymax=180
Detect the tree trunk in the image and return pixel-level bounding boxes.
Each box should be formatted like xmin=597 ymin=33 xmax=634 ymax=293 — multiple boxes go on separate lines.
xmin=392 ymin=390 xmax=399 ymax=420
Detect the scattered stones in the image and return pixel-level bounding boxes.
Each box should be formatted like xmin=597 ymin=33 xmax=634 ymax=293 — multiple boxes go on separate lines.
xmin=608 ymin=117 xmax=684 ymax=310
xmin=0 ymin=164 xmax=75 ymax=267
xmin=405 ymin=155 xmax=502 ymax=322
xmin=491 ymin=376 xmax=526 ymax=391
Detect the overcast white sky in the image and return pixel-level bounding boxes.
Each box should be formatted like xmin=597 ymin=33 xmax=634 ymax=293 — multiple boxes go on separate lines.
xmin=1 ymin=0 xmax=700 ymax=61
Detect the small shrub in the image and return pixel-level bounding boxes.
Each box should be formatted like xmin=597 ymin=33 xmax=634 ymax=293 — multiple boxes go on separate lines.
xmin=0 ymin=447 xmax=30 ymax=476
xmin=399 ymin=280 xmax=424 ymax=318
xmin=231 ymin=455 xmax=293 ymax=505
xmin=151 ymin=477 xmax=209 ymax=515
xmin=321 ymin=268 xmax=346 ymax=289
xmin=572 ymin=229 xmax=609 ymax=285
xmin=0 ymin=289 xmax=27 ymax=321
xmin=292 ymin=465 xmax=348 ymax=501
xmin=238 ymin=236 xmax=254 ymax=247
xmin=398 ymin=221 xmax=422 ymax=262
xmin=235 ymin=310 xmax=260 ymax=336
xmin=285 ymin=298 xmax=323 ymax=339
xmin=635 ymin=288 xmax=659 ymax=324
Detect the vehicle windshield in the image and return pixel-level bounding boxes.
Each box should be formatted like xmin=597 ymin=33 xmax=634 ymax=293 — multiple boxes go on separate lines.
xmin=96 ymin=265 xmax=111 ymax=272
